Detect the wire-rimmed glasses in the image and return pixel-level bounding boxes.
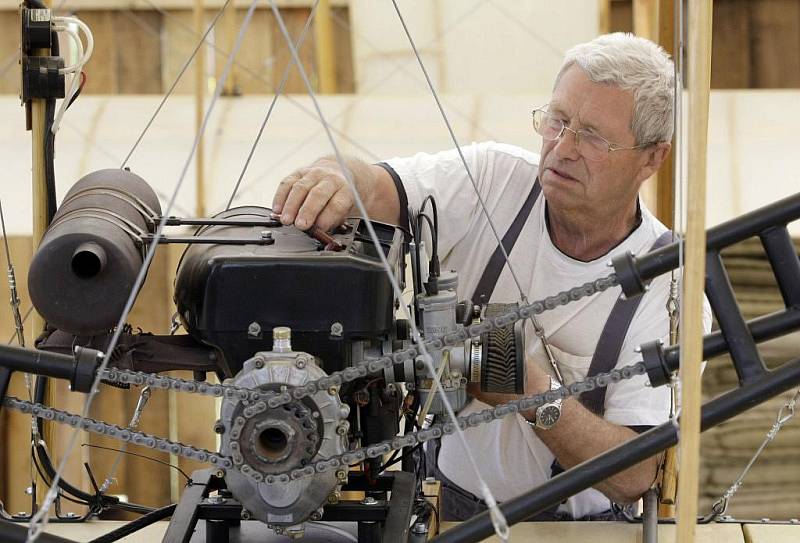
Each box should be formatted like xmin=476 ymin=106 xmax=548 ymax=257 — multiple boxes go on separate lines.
xmin=532 ymin=107 xmax=651 ymax=161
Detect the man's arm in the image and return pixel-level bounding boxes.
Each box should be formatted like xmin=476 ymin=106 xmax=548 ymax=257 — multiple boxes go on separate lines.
xmin=272 ymin=155 xmax=400 ymax=231
xmin=470 ymin=364 xmax=660 ymax=504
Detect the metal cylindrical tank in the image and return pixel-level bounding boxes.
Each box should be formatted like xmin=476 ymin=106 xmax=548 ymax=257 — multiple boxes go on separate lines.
xmin=28 ymin=169 xmax=161 ymax=335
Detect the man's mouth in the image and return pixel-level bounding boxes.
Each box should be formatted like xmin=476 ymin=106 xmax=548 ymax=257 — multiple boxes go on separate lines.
xmin=545 ymin=166 xmax=578 ymax=182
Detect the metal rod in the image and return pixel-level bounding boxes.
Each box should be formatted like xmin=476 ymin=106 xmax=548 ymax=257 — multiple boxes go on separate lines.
xmin=643 ymin=487 xmax=659 ymax=543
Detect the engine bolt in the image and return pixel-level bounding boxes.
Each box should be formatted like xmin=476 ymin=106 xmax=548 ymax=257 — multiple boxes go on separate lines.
xmin=310 ymin=510 xmax=323 ymax=521
xmin=261 ymin=230 xmax=273 ymax=240
xmin=327 ymin=490 xmax=340 ymax=504
xmin=361 ymin=496 xmax=378 ymax=505
xmin=213 ymin=421 xmax=225 ymax=434
xmin=215 ymin=469 xmax=226 ymax=479
xmin=241 ymin=508 xmax=252 ymax=520
xmin=335 ymin=469 xmax=347 ymax=483
xmin=328 ymin=386 xmax=339 ymax=396
xmin=247 ymin=322 xmax=261 ymax=337
xmin=295 ymin=357 xmax=307 ymax=369
xmin=336 ymin=423 xmax=349 ymax=436
xmin=330 ymin=322 xmax=343 ymax=337
xmin=253 ymin=358 xmax=265 ymax=369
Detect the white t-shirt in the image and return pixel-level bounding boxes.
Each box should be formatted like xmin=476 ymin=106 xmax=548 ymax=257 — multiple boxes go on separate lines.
xmin=385 ymin=141 xmax=712 ymax=518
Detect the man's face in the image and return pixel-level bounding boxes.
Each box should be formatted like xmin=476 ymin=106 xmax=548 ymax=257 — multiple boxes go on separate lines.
xmin=539 ymin=65 xmax=655 ymax=219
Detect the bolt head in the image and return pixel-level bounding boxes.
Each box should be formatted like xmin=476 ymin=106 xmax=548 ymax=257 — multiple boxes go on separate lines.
xmin=253 ymin=358 xmax=265 ymax=369
xmin=330 ymin=322 xmax=344 ymax=336
xmin=295 ymin=357 xmax=307 ymax=369
xmin=261 ymin=230 xmax=273 ymax=239
xmin=247 ymin=322 xmax=261 ymax=337
xmin=361 ymin=496 xmax=378 ymax=505
xmin=241 ymin=508 xmax=252 ymax=520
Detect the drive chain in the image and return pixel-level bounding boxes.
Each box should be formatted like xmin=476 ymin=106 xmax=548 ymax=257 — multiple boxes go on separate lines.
xmin=3 ymin=272 xmax=639 ymax=483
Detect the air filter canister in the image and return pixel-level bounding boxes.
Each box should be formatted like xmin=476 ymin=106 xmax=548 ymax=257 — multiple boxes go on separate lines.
xmin=28 ymin=169 xmax=161 ymax=335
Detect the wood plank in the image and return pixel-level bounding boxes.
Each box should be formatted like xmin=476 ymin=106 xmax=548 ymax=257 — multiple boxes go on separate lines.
xmin=675 ymin=1 xmax=713 ymax=540
xmin=750 ymin=0 xmax=800 ymax=88
xmin=711 ymin=0 xmax=751 ymax=88
xmin=271 ymin=8 xmax=316 ymax=94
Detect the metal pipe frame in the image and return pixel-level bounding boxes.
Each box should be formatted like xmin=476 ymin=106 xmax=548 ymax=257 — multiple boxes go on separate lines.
xmin=438 ymin=191 xmax=800 ymax=542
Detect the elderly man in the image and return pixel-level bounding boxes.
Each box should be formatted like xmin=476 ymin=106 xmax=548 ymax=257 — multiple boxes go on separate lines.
xmin=272 ymin=33 xmax=711 ymax=520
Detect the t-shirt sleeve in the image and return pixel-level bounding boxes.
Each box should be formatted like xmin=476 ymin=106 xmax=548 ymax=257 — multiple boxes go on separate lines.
xmin=383 ymin=141 xmax=498 ymax=259
xmin=603 ymin=273 xmax=714 ymax=427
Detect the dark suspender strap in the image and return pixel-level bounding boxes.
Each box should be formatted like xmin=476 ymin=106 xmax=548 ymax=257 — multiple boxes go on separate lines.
xmin=471 ymin=179 xmax=541 ymax=304
xmin=580 ymin=230 xmax=675 ymax=415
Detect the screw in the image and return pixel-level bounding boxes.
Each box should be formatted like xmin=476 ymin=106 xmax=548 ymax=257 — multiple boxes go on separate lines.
xmin=327 ymin=491 xmax=340 ymax=504
xmin=295 ymin=357 xmax=307 ymax=369
xmin=361 ymin=496 xmax=378 ymax=505
xmin=247 ymin=322 xmax=261 ymax=337
xmin=330 ymin=322 xmax=343 ymax=337
xmin=336 ymin=423 xmax=349 ymax=436
xmin=336 ymin=469 xmax=347 ymax=483
xmin=241 ymin=508 xmax=252 ymax=520
xmin=215 ymin=469 xmax=226 ymax=479
xmin=253 ymin=358 xmax=265 ymax=369
xmin=328 ymin=386 xmax=339 ymax=396
xmin=213 ymin=421 xmax=225 ymax=434
xmin=207 ymin=495 xmax=225 ymax=505
xmin=261 ymin=230 xmax=273 ymax=240
xmin=310 ymin=510 xmax=323 ymax=521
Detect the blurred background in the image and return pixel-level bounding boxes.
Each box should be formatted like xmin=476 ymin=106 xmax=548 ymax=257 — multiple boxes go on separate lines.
xmin=0 ymin=0 xmax=798 ymax=523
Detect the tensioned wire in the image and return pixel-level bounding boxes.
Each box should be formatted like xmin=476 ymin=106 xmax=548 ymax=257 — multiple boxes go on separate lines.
xmin=223 ymin=0 xmax=489 ymax=209
xmin=225 ymin=1 xmax=320 ymax=210
xmin=268 ymin=0 xmax=510 ymax=540
xmin=138 ymin=0 xmax=380 ymax=163
xmin=26 ymin=1 xmax=261 ymax=539
xmin=120 ymin=0 xmax=233 ymax=169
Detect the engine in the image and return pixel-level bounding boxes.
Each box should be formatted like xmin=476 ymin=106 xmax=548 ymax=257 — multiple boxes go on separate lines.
xmin=28 ymin=169 xmax=527 ymax=539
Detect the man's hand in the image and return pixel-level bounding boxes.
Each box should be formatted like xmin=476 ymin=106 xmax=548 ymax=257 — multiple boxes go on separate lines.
xmin=272 ymin=155 xmax=401 ymax=231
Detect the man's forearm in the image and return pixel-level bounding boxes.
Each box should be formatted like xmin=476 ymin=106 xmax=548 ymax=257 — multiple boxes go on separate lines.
xmin=471 ymin=387 xmax=659 ymax=504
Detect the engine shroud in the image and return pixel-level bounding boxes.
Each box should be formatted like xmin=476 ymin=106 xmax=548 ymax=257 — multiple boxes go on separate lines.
xmin=174 ymin=207 xmax=404 ymax=376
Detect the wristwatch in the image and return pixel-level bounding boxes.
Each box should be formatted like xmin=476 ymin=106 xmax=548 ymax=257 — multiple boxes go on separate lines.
xmin=528 ymin=376 xmax=562 ymax=430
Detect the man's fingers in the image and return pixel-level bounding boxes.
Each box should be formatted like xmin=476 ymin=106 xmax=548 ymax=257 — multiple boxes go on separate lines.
xmin=315 ymin=188 xmax=353 ymax=232
xmin=296 ymin=178 xmax=340 ymax=230
xmin=272 ymin=169 xmax=306 ymax=213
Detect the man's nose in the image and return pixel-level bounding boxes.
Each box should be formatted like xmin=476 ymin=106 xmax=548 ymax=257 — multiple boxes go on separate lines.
xmin=552 ymin=127 xmax=580 ymax=161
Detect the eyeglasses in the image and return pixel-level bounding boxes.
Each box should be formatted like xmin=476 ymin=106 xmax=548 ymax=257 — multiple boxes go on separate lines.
xmin=531 ymin=107 xmax=650 ymax=162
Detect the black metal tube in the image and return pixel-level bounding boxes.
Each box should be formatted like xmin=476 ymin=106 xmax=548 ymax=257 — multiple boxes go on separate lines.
xmin=0 ymin=344 xmax=78 ymax=382
xmin=434 ymin=358 xmax=800 ymax=543
xmin=663 ymin=307 xmax=800 ymax=370
xmin=1 ymin=519 xmax=78 ymax=543
xmin=759 ymin=226 xmax=800 ymax=308
xmin=704 ymin=252 xmax=766 ymax=384
xmin=634 ymin=192 xmax=800 ymax=283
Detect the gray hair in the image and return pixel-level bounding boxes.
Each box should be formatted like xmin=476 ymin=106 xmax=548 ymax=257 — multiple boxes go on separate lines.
xmin=554 ymin=32 xmax=674 ymax=145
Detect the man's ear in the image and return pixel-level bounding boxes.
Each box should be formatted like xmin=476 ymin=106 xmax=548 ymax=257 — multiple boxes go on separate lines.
xmin=634 ymin=142 xmax=671 ymax=185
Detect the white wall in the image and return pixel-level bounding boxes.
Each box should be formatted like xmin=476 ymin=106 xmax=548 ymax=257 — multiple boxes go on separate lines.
xmin=349 ymin=0 xmax=599 ymax=95
xmin=1 ymin=91 xmax=798 ymax=237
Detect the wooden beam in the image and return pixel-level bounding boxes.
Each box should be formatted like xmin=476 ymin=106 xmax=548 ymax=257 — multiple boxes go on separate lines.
xmin=632 ymin=0 xmax=659 ymax=212
xmin=314 ymin=0 xmax=337 ymax=94
xmin=675 ymin=1 xmax=713 ymax=542
xmin=598 ymin=0 xmax=612 ymax=34
xmin=656 ymin=0 xmax=675 ymax=229
xmin=194 ymin=0 xmax=206 ymax=217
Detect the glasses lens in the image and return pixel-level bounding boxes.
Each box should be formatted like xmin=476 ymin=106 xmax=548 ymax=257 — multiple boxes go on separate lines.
xmin=577 ymin=131 xmax=609 ymax=161
xmin=533 ymin=111 xmax=562 ymax=140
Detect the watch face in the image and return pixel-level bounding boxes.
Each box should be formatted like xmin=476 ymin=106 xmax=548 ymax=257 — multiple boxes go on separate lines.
xmin=538 ymin=406 xmax=560 ymax=428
